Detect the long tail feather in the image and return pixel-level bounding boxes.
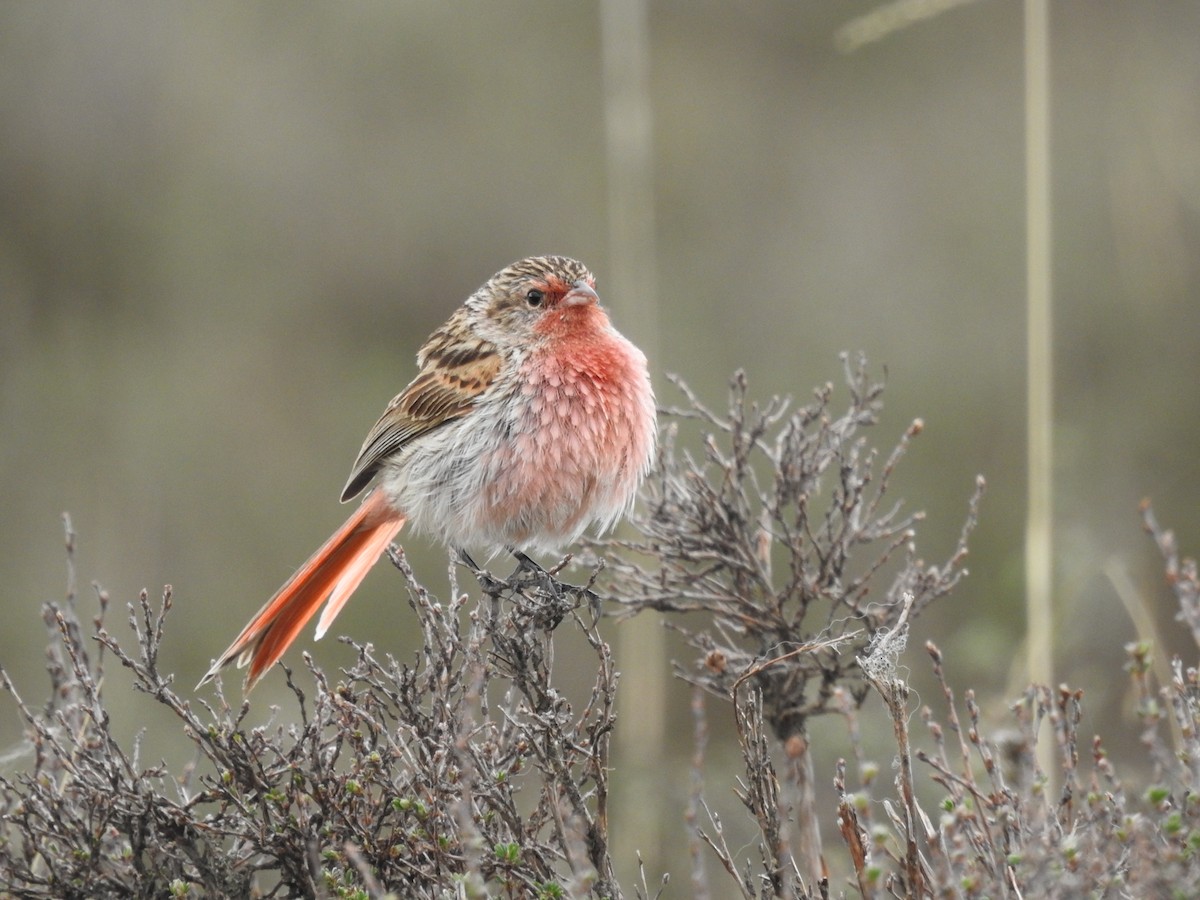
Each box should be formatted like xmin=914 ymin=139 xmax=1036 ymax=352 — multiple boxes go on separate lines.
xmin=198 ymin=489 xmax=405 ymax=692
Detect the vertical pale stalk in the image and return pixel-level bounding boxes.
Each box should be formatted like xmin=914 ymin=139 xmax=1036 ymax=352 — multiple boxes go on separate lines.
xmin=600 ymin=0 xmax=665 ymax=877
xmin=1024 ymin=0 xmax=1056 ymax=787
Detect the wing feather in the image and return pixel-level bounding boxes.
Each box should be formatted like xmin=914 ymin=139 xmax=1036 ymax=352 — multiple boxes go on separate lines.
xmin=340 ymin=323 xmax=501 ymax=501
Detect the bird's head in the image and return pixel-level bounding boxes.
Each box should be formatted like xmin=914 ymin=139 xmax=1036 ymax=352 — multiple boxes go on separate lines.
xmin=472 ymin=255 xmax=607 ymax=343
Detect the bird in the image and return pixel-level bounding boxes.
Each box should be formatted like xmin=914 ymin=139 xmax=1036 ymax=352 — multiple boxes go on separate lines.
xmin=199 ymin=255 xmax=656 ymax=691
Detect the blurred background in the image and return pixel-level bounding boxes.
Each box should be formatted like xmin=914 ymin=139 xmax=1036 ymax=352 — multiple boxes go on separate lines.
xmin=2 ymin=0 xmax=1199 ymax=888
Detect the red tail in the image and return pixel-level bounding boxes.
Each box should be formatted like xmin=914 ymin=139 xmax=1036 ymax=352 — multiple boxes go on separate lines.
xmin=199 ymin=490 xmax=406 ymax=692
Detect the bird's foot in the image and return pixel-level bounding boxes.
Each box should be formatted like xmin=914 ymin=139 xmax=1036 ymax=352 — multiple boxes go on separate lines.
xmin=509 ymin=549 xmax=598 ymax=609
xmin=508 ymin=548 xmax=565 ymax=597
xmin=457 ymin=548 xmax=505 ymax=593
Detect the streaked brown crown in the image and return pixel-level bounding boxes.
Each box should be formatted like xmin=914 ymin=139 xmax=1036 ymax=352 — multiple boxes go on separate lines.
xmin=485 ymin=255 xmax=595 ymax=297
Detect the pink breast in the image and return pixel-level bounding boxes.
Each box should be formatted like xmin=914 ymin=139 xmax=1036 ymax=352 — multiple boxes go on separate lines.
xmin=480 ymin=330 xmax=653 ymax=545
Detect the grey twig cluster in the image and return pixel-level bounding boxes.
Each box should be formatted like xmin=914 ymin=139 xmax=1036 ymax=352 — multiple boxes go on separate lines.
xmin=2 ymin=536 xmax=623 ymax=898
xmin=600 ymin=355 xmax=981 ymax=736
xmin=595 ymin=355 xmax=982 ymax=897
xmin=2 ymin=358 xmax=1198 ymax=898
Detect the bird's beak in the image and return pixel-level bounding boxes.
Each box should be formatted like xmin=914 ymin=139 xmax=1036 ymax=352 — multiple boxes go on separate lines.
xmin=563 ymin=280 xmax=599 ymax=307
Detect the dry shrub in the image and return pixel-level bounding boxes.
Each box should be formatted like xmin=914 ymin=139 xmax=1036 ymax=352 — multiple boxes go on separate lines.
xmin=2 ymin=356 xmax=1197 ymax=898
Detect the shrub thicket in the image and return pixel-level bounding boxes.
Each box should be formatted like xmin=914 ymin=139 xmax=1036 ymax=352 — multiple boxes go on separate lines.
xmin=2 ymin=357 xmax=1197 ymax=898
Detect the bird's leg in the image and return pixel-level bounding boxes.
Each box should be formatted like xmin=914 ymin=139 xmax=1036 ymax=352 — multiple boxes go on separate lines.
xmin=506 ymin=547 xmax=564 ymax=599
xmin=457 ymin=547 xmax=504 ymax=592
xmin=510 ymin=549 xmax=548 ymax=576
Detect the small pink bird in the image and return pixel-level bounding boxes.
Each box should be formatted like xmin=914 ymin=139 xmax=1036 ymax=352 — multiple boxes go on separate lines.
xmin=200 ymin=256 xmax=656 ymax=691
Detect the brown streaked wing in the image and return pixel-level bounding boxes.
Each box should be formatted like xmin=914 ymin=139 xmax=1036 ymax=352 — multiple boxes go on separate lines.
xmin=339 ymin=340 xmax=501 ymax=501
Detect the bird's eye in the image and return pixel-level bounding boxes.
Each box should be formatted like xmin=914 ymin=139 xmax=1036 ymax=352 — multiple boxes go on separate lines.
xmin=525 ymin=289 xmax=545 ymax=308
